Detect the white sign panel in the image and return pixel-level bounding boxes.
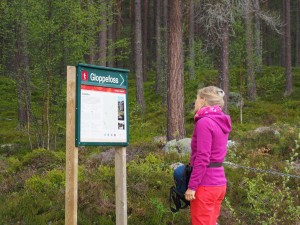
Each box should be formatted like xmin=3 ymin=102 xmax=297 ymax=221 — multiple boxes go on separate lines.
xmin=80 ymin=85 xmax=127 ymax=143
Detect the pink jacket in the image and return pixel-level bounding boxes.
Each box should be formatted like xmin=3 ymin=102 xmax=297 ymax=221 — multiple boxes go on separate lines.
xmin=188 ymin=111 xmax=232 ymax=191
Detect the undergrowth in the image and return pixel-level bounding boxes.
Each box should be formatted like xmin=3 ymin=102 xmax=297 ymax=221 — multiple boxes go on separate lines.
xmin=0 ymin=66 xmax=300 ymax=224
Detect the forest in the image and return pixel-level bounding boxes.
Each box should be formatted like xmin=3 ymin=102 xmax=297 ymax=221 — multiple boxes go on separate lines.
xmin=0 ymin=0 xmax=300 ymax=224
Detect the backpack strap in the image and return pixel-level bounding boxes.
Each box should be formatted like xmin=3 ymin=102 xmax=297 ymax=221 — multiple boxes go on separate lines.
xmin=169 ymin=186 xmax=190 ymax=213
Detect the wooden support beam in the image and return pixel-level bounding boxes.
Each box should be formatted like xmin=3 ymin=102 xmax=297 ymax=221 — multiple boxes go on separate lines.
xmin=65 ymin=66 xmax=78 ymax=225
xmin=115 ymin=147 xmax=127 ymax=225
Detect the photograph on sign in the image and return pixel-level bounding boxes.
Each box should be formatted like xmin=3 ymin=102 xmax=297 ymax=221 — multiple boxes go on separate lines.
xmin=80 ymin=85 xmax=127 ymax=143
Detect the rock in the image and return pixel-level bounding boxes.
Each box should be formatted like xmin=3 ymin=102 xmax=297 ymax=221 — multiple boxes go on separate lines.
xmin=163 ymin=138 xmax=236 ymax=154
xmin=88 ymin=148 xmax=115 ymax=166
xmin=254 ymin=126 xmax=280 ymax=136
xmin=0 ymin=143 xmax=18 ymax=149
xmin=162 ymin=139 xmax=178 ymax=153
xmin=227 ymin=140 xmax=237 ymax=149
xmin=162 ymin=138 xmax=191 ymax=154
xmin=177 ymin=138 xmax=192 ymax=154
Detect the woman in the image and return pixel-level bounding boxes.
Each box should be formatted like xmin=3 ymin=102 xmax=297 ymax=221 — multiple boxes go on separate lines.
xmin=185 ymin=86 xmax=232 ymax=225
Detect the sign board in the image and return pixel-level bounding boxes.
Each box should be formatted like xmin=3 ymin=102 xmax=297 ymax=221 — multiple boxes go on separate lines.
xmin=75 ymin=63 xmax=129 ymax=146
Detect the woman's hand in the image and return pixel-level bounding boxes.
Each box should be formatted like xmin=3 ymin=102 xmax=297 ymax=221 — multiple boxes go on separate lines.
xmin=185 ymin=188 xmax=196 ymax=201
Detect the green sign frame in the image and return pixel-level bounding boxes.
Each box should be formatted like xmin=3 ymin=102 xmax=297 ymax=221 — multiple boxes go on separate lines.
xmin=75 ymin=63 xmax=129 ymax=146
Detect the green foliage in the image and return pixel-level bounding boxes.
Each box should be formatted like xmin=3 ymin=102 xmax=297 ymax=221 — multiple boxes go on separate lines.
xmin=256 ymin=67 xmax=285 ymax=100
xmin=0 ymin=169 xmax=65 ymax=225
xmin=107 ymin=38 xmax=131 ymax=63
xmin=185 ymin=38 xmax=213 ymax=70
xmin=21 ymin=148 xmax=65 ymax=172
xmin=230 ymin=17 xmax=246 ymax=67
xmin=241 ymin=150 xmax=300 ymax=224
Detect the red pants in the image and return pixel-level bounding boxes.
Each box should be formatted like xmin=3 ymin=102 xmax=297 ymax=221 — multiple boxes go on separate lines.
xmin=190 ymin=185 xmax=226 ymax=225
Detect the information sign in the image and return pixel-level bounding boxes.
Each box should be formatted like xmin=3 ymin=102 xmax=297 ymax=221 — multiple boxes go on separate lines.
xmin=75 ymin=63 xmax=129 ymax=146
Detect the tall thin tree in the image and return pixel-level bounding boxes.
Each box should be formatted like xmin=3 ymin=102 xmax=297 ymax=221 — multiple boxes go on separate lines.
xmin=196 ymin=0 xmax=234 ymax=110
xmin=254 ymin=0 xmax=262 ymax=71
xmin=134 ymin=0 xmax=146 ymax=112
xmin=142 ymin=0 xmax=148 ymax=81
xmin=107 ymin=0 xmax=115 ymax=68
xmin=188 ymin=0 xmax=195 ymax=80
xmin=245 ymin=1 xmax=256 ymax=101
xmin=284 ymin=0 xmax=292 ymax=96
xmin=159 ymin=0 xmax=168 ymax=105
xmin=155 ymin=0 xmax=163 ymax=94
xmin=167 ymin=0 xmax=185 ymax=140
xmin=219 ymin=21 xmax=230 ymax=111
xmin=296 ymin=0 xmax=300 ymax=67
xmin=98 ymin=0 xmax=107 ymax=66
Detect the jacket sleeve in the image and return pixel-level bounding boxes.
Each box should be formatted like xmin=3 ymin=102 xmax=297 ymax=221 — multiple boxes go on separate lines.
xmin=188 ymin=118 xmax=212 ymax=191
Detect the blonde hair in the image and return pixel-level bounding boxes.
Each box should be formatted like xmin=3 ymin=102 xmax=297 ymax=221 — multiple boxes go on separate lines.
xmin=197 ymin=86 xmax=225 ymax=108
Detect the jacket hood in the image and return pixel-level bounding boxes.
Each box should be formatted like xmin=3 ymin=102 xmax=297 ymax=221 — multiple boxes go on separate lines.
xmin=203 ymin=113 xmax=232 ymax=134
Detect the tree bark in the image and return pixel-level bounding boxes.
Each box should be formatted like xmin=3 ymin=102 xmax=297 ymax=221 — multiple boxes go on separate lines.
xmin=107 ymin=0 xmax=115 ymax=67
xmin=281 ymin=0 xmax=286 ymax=67
xmin=98 ymin=0 xmax=107 ymax=66
xmin=155 ymin=0 xmax=163 ymax=94
xmin=296 ymin=0 xmax=300 ymax=67
xmin=134 ymin=0 xmax=146 ymax=111
xmin=188 ymin=0 xmax=195 ymax=80
xmin=14 ymin=2 xmax=32 ymax=149
xmin=167 ymin=0 xmax=185 ymax=140
xmin=245 ymin=2 xmax=257 ymax=101
xmin=148 ymin=0 xmax=155 ymax=69
xmin=254 ymin=0 xmax=262 ymax=71
xmin=161 ymin=0 xmax=168 ymax=105
xmin=219 ymin=21 xmax=229 ymax=113
xmin=142 ymin=0 xmax=148 ymax=81
xmin=115 ymin=0 xmax=123 ymax=68
xmin=284 ymin=0 xmax=292 ymax=96
xmin=15 ymin=28 xmax=32 ymax=130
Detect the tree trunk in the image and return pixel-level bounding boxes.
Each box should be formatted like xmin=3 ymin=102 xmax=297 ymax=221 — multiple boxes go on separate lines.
xmin=254 ymin=0 xmax=262 ymax=71
xmin=262 ymin=0 xmax=272 ymax=66
xmin=134 ymin=0 xmax=146 ymax=111
xmin=245 ymin=2 xmax=257 ymax=101
xmin=130 ymin=0 xmax=135 ymax=71
xmin=86 ymin=0 xmax=96 ymax=64
xmin=281 ymin=0 xmax=286 ymax=67
xmin=148 ymin=0 xmax=155 ymax=70
xmin=219 ymin=21 xmax=229 ymax=113
xmin=161 ymin=0 xmax=168 ymax=105
xmin=284 ymin=0 xmax=292 ymax=96
xmin=14 ymin=6 xmax=32 ymax=148
xmin=46 ymin=77 xmax=50 ymax=150
xmin=115 ymin=0 xmax=123 ymax=68
xmin=16 ymin=50 xmax=31 ymax=130
xmin=142 ymin=0 xmax=148 ymax=81
xmin=98 ymin=0 xmax=107 ymax=66
xmin=167 ymin=0 xmax=185 ymax=141
xmin=188 ymin=0 xmax=195 ymax=80
xmin=107 ymin=0 xmax=115 ymax=67
xmin=155 ymin=0 xmax=163 ymax=94
xmin=296 ymin=0 xmax=300 ymax=67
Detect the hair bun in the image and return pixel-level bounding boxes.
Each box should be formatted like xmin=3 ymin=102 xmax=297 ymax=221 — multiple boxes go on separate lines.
xmin=217 ymin=90 xmax=225 ymax=97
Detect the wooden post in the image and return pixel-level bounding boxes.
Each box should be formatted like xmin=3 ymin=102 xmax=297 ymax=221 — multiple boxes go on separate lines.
xmin=115 ymin=147 xmax=127 ymax=225
xmin=65 ymin=66 xmax=78 ymax=225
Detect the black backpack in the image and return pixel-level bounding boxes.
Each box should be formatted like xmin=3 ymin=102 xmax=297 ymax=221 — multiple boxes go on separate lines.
xmin=169 ymin=164 xmax=193 ymax=213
